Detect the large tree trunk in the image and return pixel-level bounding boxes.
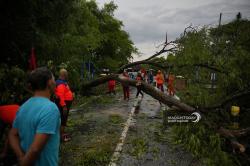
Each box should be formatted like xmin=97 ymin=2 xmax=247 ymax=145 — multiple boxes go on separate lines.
xmin=116 ymin=75 xmax=194 ymax=112
xmin=82 ymin=74 xmax=195 ymax=112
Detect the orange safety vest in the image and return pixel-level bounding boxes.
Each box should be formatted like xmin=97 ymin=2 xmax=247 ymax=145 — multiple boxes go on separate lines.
xmin=156 ymin=74 xmax=164 ymax=85
xmin=55 ymin=80 xmax=73 ymax=107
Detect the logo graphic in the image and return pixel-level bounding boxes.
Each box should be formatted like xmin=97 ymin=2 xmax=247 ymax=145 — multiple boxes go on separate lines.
xmin=167 ymin=112 xmax=201 ymax=123
xmin=191 ymin=112 xmax=201 ymax=123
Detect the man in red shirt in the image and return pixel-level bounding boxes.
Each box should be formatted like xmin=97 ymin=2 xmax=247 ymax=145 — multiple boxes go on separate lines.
xmin=55 ymin=69 xmax=73 ymax=142
xmin=108 ymin=79 xmax=116 ymax=95
xmin=122 ymin=71 xmax=130 ymax=101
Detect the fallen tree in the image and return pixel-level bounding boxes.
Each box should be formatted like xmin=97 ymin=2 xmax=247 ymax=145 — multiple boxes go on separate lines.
xmin=82 ymin=74 xmax=195 ymax=112
xmin=81 ymin=29 xmax=231 ymax=112
xmin=117 ymin=75 xmax=195 ymax=112
xmin=81 ymin=34 xmax=196 ymax=112
xmin=81 ymin=28 xmax=250 ymax=163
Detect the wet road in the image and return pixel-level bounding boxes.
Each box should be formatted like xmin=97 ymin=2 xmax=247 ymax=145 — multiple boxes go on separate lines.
xmin=117 ymin=92 xmax=200 ymax=166
xmin=60 ymin=88 xmax=200 ymax=166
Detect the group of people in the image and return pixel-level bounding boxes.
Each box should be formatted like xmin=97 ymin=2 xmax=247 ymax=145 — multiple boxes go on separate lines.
xmin=155 ymin=70 xmax=175 ymax=96
xmin=0 ymin=67 xmax=175 ymax=165
xmin=133 ymin=69 xmax=176 ymax=99
xmin=0 ymin=67 xmax=73 ymax=165
xmin=107 ymin=69 xmax=175 ymax=101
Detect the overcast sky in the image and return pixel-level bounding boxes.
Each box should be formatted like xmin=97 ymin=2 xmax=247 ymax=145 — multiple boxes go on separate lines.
xmin=96 ymin=0 xmax=250 ymax=60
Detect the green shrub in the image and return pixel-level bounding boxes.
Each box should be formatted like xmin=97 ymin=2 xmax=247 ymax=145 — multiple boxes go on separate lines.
xmin=171 ymin=124 xmax=236 ymax=166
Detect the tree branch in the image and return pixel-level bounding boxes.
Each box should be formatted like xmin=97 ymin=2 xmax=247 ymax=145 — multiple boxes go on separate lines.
xmin=177 ymin=63 xmax=228 ymax=74
xmin=183 ymin=25 xmax=198 ymax=36
xmin=218 ymin=127 xmax=247 ymax=153
xmin=117 ymin=60 xmax=171 ymax=73
xmin=118 ymin=41 xmax=177 ymax=73
xmin=204 ymin=90 xmax=250 ymax=110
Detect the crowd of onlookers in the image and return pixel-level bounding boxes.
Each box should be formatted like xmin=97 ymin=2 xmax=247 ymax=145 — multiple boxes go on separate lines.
xmin=107 ymin=69 xmax=175 ymax=101
xmin=0 ymin=67 xmax=175 ymax=166
xmin=0 ymin=67 xmax=73 ymax=165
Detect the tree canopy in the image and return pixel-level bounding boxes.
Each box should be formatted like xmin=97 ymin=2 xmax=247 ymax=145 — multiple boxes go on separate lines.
xmin=0 ymin=0 xmax=136 ymax=104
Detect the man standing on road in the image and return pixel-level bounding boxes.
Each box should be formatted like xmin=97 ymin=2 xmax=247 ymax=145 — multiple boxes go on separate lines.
xmin=55 ymin=69 xmax=73 ymax=142
xmin=156 ymin=70 xmax=165 ymax=92
xmin=9 ymin=67 xmax=60 ymax=166
xmin=148 ymin=70 xmax=154 ymax=84
xmin=167 ymin=72 xmax=175 ymax=96
xmin=122 ymin=71 xmax=130 ymax=101
xmin=135 ymin=73 xmax=144 ymax=98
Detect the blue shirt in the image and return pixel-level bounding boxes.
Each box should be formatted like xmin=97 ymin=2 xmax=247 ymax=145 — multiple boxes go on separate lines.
xmin=13 ymin=97 xmax=60 ymax=166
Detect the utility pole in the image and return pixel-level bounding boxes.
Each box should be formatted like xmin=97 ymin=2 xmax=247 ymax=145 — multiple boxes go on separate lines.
xmin=211 ymin=13 xmax=222 ymax=92
xmin=165 ymin=32 xmax=168 ymax=44
xmin=219 ymin=13 xmax=222 ymax=27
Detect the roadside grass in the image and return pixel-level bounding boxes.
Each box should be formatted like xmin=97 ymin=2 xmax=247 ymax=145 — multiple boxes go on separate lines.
xmin=129 ymin=137 xmax=149 ymax=159
xmin=60 ymin=93 xmax=126 ymax=166
xmin=60 ymin=133 xmax=119 ymax=166
xmin=109 ymin=114 xmax=124 ymax=124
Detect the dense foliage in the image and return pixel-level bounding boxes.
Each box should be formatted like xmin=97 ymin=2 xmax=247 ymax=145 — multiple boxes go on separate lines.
xmin=165 ymin=15 xmax=250 ymax=166
xmin=167 ymin=16 xmax=250 ymax=107
xmin=0 ymin=0 xmax=136 ymax=104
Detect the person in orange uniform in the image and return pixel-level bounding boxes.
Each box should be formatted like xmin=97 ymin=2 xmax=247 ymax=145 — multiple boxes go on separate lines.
xmin=55 ymin=69 xmax=73 ymax=142
xmin=156 ymin=70 xmax=165 ymax=92
xmin=0 ymin=105 xmax=19 ymax=160
xmin=167 ymin=72 xmax=175 ymax=96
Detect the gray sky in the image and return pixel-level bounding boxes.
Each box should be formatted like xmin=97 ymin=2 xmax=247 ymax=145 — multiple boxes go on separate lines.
xmin=96 ymin=0 xmax=250 ymax=60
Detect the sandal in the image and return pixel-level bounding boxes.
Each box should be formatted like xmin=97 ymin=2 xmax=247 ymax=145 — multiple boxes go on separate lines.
xmin=61 ymin=134 xmax=71 ymax=142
